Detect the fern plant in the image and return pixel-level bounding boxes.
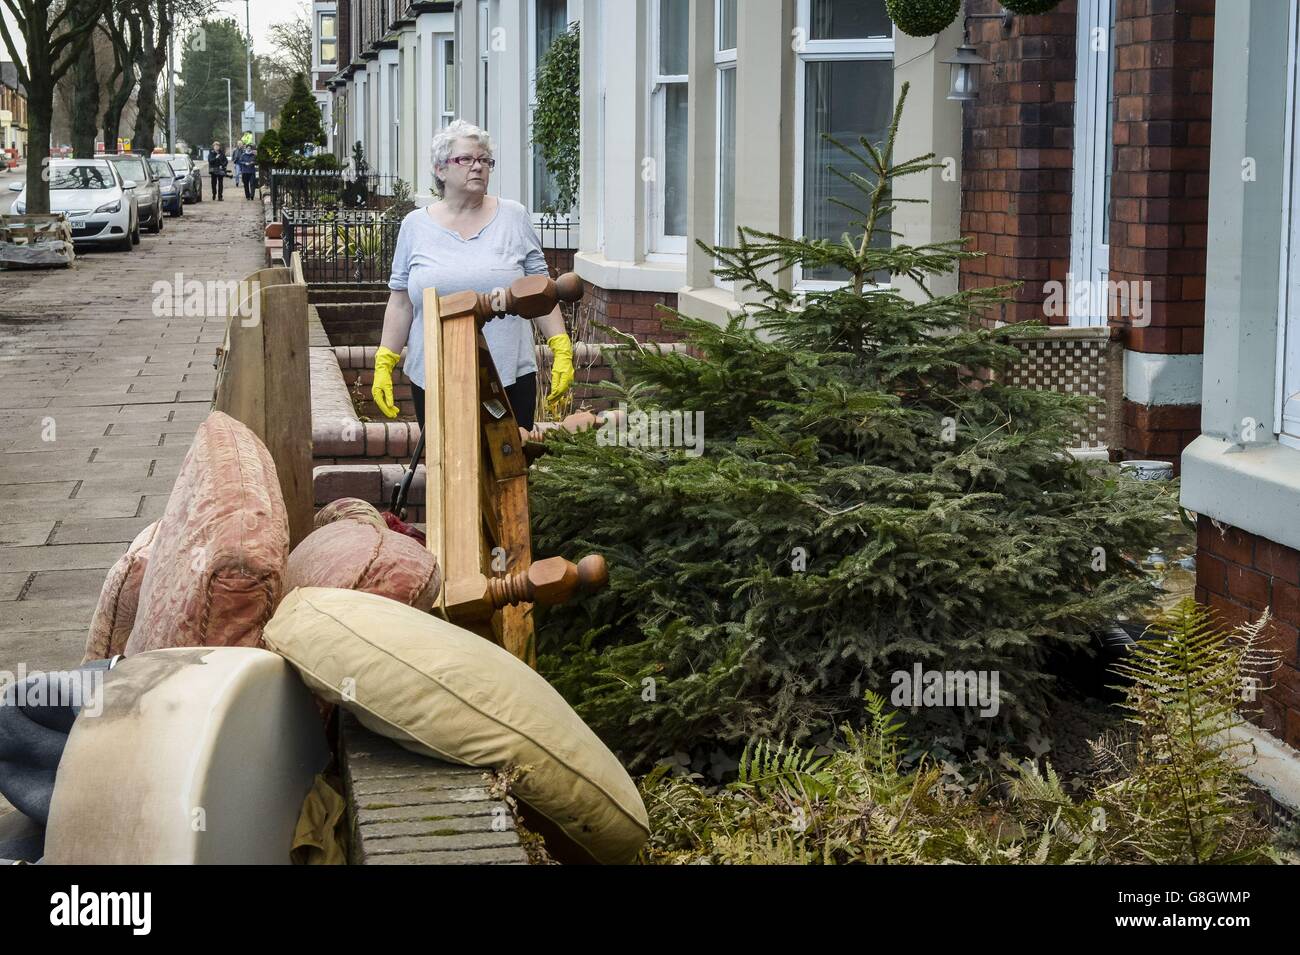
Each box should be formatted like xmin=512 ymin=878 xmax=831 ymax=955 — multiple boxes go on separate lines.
xmin=639 ymin=602 xmax=1283 ymax=865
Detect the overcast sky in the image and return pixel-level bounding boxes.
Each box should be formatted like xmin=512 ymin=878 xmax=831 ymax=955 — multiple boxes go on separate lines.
xmin=1 ymin=1 xmax=308 ymax=68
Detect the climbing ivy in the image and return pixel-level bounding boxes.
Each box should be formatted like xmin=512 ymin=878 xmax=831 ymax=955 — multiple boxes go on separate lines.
xmin=531 ymin=22 xmax=580 ymax=218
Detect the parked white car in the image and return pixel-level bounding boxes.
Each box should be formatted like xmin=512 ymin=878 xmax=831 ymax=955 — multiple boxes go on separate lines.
xmin=8 ymin=159 xmax=140 ymax=252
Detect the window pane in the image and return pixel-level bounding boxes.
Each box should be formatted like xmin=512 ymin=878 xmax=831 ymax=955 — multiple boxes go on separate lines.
xmin=534 ymin=0 xmax=570 ymax=214
xmin=810 ymin=0 xmax=892 ymax=40
xmin=718 ymin=0 xmax=737 ymax=51
xmin=321 ymin=40 xmax=337 ymax=64
xmin=803 ymin=59 xmax=893 ymax=282
xmin=536 ymin=0 xmax=568 ymax=59
xmin=1101 ymin=0 xmax=1116 ymax=246
xmin=321 ymin=14 xmax=336 ymax=40
xmin=718 ymin=67 xmax=736 ymax=245
xmin=664 ymin=82 xmax=689 ymax=236
xmin=660 ymin=0 xmax=689 ymax=76
xmin=443 ymin=41 xmax=456 ymax=116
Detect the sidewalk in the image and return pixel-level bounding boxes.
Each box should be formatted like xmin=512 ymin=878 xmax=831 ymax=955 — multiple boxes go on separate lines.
xmin=0 ymin=193 xmax=267 ymax=674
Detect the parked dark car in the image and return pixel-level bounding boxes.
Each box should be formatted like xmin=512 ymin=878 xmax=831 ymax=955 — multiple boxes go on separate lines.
xmin=106 ymin=153 xmax=163 ymax=233
xmin=149 ymin=158 xmax=184 ymax=217
xmin=159 ymin=153 xmax=202 ymax=203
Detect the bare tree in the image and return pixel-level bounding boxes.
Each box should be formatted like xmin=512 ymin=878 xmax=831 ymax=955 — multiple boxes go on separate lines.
xmin=0 ymin=0 xmax=113 ymax=212
xmin=268 ymin=3 xmax=313 ymax=80
xmin=100 ymin=0 xmax=143 ymax=149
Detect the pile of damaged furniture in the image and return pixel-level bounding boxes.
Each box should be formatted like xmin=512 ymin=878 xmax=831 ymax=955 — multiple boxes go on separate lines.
xmin=0 ymin=411 xmax=647 ymax=865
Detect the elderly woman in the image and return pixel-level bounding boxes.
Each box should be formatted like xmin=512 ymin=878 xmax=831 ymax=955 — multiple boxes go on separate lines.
xmin=371 ymin=120 xmax=573 ymax=433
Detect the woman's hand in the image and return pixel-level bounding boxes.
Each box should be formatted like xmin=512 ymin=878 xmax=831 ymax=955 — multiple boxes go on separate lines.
xmin=372 ymin=346 xmax=402 ymax=419
xmin=546 ymin=333 xmax=575 ymax=416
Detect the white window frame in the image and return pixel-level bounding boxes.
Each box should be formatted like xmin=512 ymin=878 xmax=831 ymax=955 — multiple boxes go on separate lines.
xmin=318 ymin=11 xmax=338 ymax=68
xmin=528 ymin=0 xmax=574 ymax=221
xmin=1276 ymin=0 xmax=1300 ymax=450
xmin=1068 ymin=0 xmax=1115 ymax=327
xmin=648 ymin=0 xmax=689 ymax=256
xmin=792 ymin=0 xmax=893 ymax=293
xmin=388 ymin=61 xmax=400 ymax=181
xmin=477 ymin=1 xmax=491 ymax=131
xmin=714 ymin=0 xmax=737 ymax=288
xmin=438 ymin=35 xmax=456 ymax=130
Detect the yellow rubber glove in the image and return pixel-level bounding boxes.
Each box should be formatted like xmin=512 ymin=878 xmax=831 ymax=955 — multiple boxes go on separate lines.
xmin=372 ymin=346 xmax=402 ymax=419
xmin=546 ymin=333 xmax=575 ymax=417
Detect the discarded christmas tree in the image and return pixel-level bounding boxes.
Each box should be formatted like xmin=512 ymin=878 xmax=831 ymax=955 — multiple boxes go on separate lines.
xmin=530 ymin=84 xmax=1172 ymax=769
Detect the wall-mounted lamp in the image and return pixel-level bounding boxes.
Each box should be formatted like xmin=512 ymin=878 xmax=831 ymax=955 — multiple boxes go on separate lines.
xmin=940 ymin=43 xmax=993 ymax=101
xmin=941 ymin=8 xmax=1007 ymax=101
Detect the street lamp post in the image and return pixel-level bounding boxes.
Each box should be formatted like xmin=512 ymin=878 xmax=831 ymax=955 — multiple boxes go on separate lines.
xmin=245 ymin=0 xmax=254 ymax=139
xmin=221 ymin=79 xmax=233 ymax=149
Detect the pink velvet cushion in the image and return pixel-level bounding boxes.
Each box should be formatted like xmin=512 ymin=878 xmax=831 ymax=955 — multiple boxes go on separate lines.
xmin=285 ymin=520 xmax=440 ymax=611
xmin=124 ymin=411 xmax=290 ymax=656
xmin=83 ymin=521 xmax=159 ymax=663
xmin=314 ymin=497 xmax=386 ymax=532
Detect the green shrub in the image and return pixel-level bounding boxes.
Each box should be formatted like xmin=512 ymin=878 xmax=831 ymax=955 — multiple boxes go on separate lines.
xmin=531 ymin=22 xmax=580 ymax=216
xmin=885 ymin=0 xmax=961 ymax=37
xmin=1000 ymin=0 xmax=1064 ymax=14
xmin=638 ymin=601 xmax=1281 ymax=865
xmin=530 ymin=84 xmax=1172 ymax=768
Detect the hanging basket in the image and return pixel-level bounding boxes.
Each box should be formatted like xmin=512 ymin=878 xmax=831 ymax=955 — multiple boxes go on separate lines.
xmin=885 ymin=0 xmax=962 ymax=38
xmin=1000 ymin=0 xmax=1064 ymax=14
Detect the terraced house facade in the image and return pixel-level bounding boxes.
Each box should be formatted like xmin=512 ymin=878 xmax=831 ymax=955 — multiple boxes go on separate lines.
xmin=309 ymin=0 xmax=1300 ymax=749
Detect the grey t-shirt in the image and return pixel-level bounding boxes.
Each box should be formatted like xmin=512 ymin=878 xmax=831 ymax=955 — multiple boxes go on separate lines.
xmin=388 ymin=198 xmax=548 ymax=389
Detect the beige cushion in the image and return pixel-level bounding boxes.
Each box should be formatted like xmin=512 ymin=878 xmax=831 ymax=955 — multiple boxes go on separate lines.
xmin=263 ymin=587 xmax=648 ymax=864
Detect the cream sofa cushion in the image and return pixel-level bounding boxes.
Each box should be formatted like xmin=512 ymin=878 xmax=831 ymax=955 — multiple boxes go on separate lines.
xmin=263 ymin=587 xmax=648 ymax=864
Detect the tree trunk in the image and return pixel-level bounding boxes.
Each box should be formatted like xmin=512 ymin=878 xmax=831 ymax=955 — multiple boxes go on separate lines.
xmin=25 ymin=81 xmax=55 ymax=214
xmin=132 ymin=62 xmax=159 ymax=154
xmin=71 ymin=40 xmax=101 ymax=158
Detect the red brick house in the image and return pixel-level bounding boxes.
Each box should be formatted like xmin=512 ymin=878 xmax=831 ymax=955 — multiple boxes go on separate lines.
xmin=960 ymin=0 xmax=1212 ymax=470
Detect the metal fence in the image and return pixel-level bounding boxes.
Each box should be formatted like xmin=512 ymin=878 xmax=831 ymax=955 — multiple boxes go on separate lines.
xmin=269 ymin=169 xmax=400 ymax=217
xmin=282 ymin=209 xmax=402 ymax=285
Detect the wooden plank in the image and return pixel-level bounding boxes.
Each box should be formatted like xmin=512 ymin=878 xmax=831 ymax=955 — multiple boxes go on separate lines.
xmin=441 ymin=306 xmax=491 ymax=621
xmin=496 ymin=474 xmax=535 ymax=665
xmin=213 ymin=292 xmax=266 ymax=440
xmin=260 ymin=282 xmax=313 ymax=548
xmin=423 ymin=288 xmax=447 ymax=617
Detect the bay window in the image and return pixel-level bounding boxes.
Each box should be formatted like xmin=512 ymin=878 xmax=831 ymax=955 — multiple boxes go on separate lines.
xmin=650 ymin=0 xmax=689 ymax=254
xmin=715 ymin=0 xmax=736 ymax=253
xmin=794 ymin=0 xmax=894 ymax=286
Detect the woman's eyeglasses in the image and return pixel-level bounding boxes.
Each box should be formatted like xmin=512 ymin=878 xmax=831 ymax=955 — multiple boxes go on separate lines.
xmin=448 ymin=155 xmax=497 ymax=169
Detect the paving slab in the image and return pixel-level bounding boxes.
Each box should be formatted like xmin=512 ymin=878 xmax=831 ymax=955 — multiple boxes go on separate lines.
xmin=0 ymin=196 xmax=265 ymax=672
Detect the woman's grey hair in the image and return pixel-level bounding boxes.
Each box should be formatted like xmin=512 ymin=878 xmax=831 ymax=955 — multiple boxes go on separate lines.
xmin=430 ymin=119 xmax=495 ymax=198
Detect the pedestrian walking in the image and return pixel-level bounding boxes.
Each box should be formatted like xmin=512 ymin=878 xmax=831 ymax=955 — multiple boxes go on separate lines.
xmin=237 ymin=147 xmax=258 ymax=200
xmin=231 ymin=143 xmax=244 ymax=189
xmin=209 ymin=141 xmax=228 ymax=200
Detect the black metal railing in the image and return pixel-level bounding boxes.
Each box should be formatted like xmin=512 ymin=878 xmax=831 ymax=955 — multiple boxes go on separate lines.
xmin=282 ymin=209 xmax=402 ymax=285
xmin=535 ymin=215 xmax=577 ymax=252
xmin=269 ymin=168 xmax=400 ymax=217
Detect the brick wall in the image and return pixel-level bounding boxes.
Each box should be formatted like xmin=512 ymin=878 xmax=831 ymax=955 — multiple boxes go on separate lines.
xmin=1122 ymin=400 xmax=1199 ymax=464
xmin=1110 ymin=0 xmax=1213 ymax=466
xmin=960 ymin=0 xmax=1078 ymax=327
xmin=581 ymin=282 xmax=683 ymax=344
xmin=1196 ymin=517 xmax=1300 ymax=748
